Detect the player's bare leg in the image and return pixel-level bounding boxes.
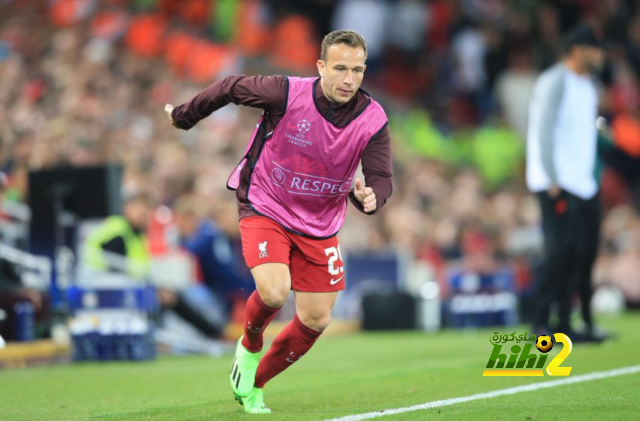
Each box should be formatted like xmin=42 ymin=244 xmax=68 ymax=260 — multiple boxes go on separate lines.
xmin=294 ymin=291 xmax=338 ymax=332
xmin=252 ymin=263 xmax=292 ymax=308
xmin=231 ymin=263 xmax=290 ymax=413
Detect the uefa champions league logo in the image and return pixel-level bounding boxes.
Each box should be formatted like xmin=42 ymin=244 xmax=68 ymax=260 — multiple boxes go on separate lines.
xmin=297 ymin=119 xmax=311 ymax=133
xmin=286 ymin=120 xmax=313 ymax=147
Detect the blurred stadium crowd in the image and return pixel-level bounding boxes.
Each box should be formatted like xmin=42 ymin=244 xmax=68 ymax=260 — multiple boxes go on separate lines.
xmin=1 ymin=0 xmax=640 ymax=320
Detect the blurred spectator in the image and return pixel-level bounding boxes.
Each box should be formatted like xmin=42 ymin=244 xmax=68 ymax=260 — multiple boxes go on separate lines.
xmin=625 ymin=14 xmax=640 ymax=76
xmin=532 ymin=3 xmax=563 ymax=70
xmin=0 ymin=172 xmax=50 ymax=341
xmin=471 ymin=116 xmax=524 ymax=188
xmin=607 ymin=109 xmax=640 ymax=211
xmin=596 ymin=205 xmax=640 ymax=307
xmin=451 ymin=23 xmax=488 ymax=95
xmin=495 ymin=48 xmax=538 ymax=140
xmin=173 ymin=194 xmax=254 ymax=317
xmin=387 ymin=0 xmax=428 ymax=60
xmin=83 ymin=192 xmax=223 ymax=339
xmin=331 ymin=0 xmax=388 ymax=67
xmin=0 ymin=257 xmax=49 ymax=342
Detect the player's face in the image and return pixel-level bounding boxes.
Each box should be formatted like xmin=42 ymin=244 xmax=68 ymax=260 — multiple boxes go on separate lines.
xmin=577 ymin=45 xmax=605 ymax=74
xmin=125 ymin=200 xmax=152 ymax=231
xmin=175 ymin=213 xmax=198 ymax=237
xmin=585 ymin=46 xmax=605 ymax=74
xmin=317 ymin=43 xmax=366 ymax=105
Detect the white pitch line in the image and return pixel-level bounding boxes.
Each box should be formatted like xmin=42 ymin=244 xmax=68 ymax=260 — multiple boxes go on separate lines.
xmin=325 ymin=364 xmax=640 ymax=421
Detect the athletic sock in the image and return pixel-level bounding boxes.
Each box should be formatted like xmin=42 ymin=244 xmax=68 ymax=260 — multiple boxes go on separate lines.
xmin=254 ymin=314 xmax=322 ymax=388
xmin=241 ymin=291 xmax=281 ymax=353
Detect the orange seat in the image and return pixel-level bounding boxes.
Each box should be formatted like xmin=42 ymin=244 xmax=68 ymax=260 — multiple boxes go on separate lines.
xmin=50 ymin=0 xmax=91 ymax=27
xmin=612 ymin=114 xmax=640 ymax=157
xmin=186 ymin=40 xmax=225 ymax=83
xmin=269 ymin=15 xmax=317 ymax=72
xmin=91 ymin=10 xmax=129 ymax=40
xmin=164 ymin=32 xmax=196 ymax=77
xmin=125 ymin=14 xmax=167 ymax=58
xmin=236 ymin=0 xmax=272 ymax=55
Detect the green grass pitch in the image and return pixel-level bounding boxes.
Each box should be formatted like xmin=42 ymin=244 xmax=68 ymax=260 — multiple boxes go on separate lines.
xmin=2 ymin=313 xmax=639 ymax=420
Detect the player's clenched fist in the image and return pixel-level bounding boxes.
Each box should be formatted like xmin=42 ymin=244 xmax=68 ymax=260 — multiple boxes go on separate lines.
xmin=165 ymin=103 xmax=176 ymax=127
xmin=354 ymin=178 xmax=376 ymax=213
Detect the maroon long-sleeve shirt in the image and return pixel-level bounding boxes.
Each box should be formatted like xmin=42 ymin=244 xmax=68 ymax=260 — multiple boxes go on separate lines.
xmin=171 ymin=75 xmax=393 ymax=227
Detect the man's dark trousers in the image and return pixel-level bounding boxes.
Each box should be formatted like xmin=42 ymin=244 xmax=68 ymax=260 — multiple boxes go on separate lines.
xmin=533 ymin=190 xmax=600 ymax=332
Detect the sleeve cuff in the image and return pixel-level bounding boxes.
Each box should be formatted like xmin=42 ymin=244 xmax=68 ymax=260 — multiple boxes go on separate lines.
xmin=171 ymin=108 xmax=189 ymax=130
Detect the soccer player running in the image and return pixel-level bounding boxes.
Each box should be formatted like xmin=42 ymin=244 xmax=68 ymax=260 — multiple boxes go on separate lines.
xmin=165 ymin=30 xmax=392 ymax=414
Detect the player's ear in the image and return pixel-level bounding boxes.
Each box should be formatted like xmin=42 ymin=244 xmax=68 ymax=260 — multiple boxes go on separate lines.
xmin=317 ymin=59 xmax=326 ymax=78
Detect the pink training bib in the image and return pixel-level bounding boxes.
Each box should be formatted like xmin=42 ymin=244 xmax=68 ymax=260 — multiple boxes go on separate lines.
xmin=228 ymin=77 xmax=387 ymax=238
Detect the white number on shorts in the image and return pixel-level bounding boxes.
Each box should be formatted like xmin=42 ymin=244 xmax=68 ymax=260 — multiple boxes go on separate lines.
xmin=324 ymin=245 xmax=343 ymax=275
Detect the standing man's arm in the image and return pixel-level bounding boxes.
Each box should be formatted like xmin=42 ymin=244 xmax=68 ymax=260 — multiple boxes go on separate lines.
xmin=536 ymin=70 xmax=565 ymax=198
xmin=165 ymin=75 xmax=287 ymax=130
xmin=350 ymin=124 xmax=393 ymax=214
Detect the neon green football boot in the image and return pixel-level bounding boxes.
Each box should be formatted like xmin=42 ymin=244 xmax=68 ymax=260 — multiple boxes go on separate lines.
xmin=229 ymin=335 xmax=261 ymax=398
xmin=235 ymin=387 xmax=271 ymax=414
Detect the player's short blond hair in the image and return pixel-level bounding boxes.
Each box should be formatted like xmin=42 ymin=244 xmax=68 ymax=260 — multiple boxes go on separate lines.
xmin=321 ymin=30 xmax=367 ymax=61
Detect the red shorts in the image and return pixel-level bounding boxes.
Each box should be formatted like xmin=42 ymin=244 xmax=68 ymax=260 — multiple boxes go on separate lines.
xmin=239 ymin=216 xmax=345 ymax=292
